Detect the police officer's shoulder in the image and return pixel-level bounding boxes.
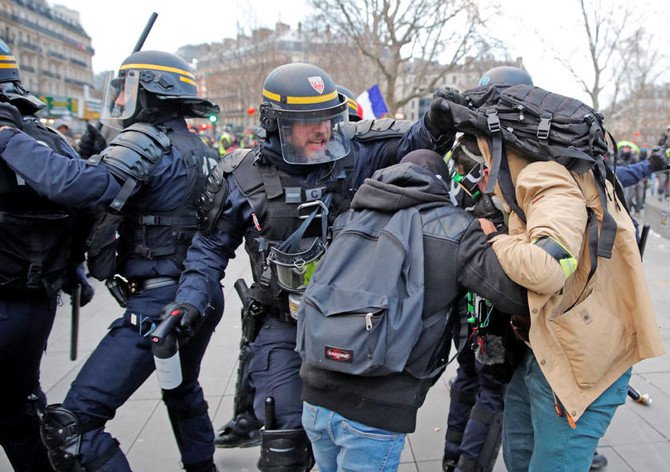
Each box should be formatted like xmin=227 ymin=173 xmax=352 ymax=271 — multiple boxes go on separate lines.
xmin=89 ymin=122 xmax=171 ymax=182
xmin=198 ymin=158 xmax=229 ymax=234
xmin=353 ymin=118 xmax=414 ymax=142
xmin=221 ymin=147 xmax=254 ymax=174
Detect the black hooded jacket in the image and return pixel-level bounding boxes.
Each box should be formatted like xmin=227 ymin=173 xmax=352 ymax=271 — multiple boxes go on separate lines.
xmin=300 ymin=162 xmax=528 ymax=433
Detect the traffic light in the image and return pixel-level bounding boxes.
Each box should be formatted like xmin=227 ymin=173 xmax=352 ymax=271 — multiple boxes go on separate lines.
xmin=208 ymin=114 xmax=218 ymax=123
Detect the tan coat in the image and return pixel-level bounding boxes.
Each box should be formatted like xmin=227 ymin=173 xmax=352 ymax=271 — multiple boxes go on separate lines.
xmin=479 ymin=140 xmax=665 ymax=422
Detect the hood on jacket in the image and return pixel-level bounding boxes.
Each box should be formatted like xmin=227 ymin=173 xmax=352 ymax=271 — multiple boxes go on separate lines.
xmin=351 ymin=157 xmax=452 ymax=213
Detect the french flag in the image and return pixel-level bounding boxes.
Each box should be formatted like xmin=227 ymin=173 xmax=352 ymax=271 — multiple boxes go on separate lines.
xmin=356 ymin=84 xmax=389 ymax=119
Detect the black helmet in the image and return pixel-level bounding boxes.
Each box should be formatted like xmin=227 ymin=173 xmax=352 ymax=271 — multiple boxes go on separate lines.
xmin=0 ymin=39 xmax=45 ymax=114
xmin=100 ymin=50 xmax=218 ymax=129
xmin=478 ymin=66 xmax=533 ymax=87
xmin=260 ymin=63 xmax=350 ymax=165
xmin=336 ymin=85 xmax=362 ymax=122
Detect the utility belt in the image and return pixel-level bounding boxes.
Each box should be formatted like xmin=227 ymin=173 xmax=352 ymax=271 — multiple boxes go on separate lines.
xmin=105 ymin=274 xmax=178 ymax=308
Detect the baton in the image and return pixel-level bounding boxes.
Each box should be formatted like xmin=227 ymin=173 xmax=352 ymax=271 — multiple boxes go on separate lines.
xmin=132 ymin=12 xmax=158 ymax=53
xmin=638 ymin=224 xmax=650 ymax=260
xmin=628 ymin=385 xmax=652 ymax=406
xmin=70 ymin=284 xmax=81 ymax=361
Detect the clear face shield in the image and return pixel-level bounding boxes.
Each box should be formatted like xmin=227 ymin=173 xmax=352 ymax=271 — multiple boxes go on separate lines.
xmin=100 ymin=70 xmax=140 ymax=130
xmin=277 ymin=105 xmax=350 ymax=165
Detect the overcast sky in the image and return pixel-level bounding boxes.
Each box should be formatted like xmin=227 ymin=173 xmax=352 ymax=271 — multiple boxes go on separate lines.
xmin=50 ymin=0 xmax=669 ymax=105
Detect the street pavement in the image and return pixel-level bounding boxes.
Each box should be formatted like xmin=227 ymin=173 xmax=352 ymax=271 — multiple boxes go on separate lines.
xmin=2 ymin=201 xmax=670 ymax=471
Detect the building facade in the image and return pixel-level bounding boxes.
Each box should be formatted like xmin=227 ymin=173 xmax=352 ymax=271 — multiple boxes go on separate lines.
xmin=0 ymin=0 xmax=94 ymax=121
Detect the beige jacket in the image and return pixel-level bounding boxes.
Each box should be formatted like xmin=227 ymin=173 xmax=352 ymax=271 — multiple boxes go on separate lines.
xmin=479 ymin=141 xmax=665 ymax=422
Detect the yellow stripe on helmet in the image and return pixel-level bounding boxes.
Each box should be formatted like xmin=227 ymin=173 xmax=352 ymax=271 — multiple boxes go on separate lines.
xmin=263 ymin=89 xmax=339 ymax=105
xmin=347 ymin=98 xmax=358 ymax=111
xmin=0 ymin=55 xmax=17 ymax=62
xmin=180 ymin=76 xmax=196 ymax=86
xmin=120 ymin=63 xmax=196 ymax=80
xmin=0 ymin=63 xmax=18 ymax=69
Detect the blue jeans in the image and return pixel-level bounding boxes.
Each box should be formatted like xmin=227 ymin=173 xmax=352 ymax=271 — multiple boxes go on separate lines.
xmin=302 ymin=402 xmax=406 ymax=472
xmin=502 ymin=351 xmax=631 ymax=472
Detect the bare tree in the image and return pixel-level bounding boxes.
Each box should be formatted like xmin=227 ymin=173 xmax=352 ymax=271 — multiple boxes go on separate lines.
xmin=305 ymin=0 xmax=487 ymax=114
xmin=555 ymin=0 xmax=637 ymax=111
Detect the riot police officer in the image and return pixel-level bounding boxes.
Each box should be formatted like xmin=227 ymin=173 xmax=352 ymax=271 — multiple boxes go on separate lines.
xmin=0 ymin=50 xmax=222 ymax=472
xmin=172 ymin=62 xmax=454 ymax=470
xmin=0 ymin=39 xmax=93 ymax=472
xmin=214 ymin=83 xmax=364 ymax=451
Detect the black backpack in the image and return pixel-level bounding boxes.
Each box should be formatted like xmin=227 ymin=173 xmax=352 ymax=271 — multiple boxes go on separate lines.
xmin=448 ymin=84 xmax=624 ymax=261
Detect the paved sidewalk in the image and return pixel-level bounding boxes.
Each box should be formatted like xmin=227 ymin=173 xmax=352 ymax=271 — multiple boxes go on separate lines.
xmin=2 ymin=232 xmax=670 ymax=471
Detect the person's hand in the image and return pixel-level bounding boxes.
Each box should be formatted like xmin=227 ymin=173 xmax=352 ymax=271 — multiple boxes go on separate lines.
xmin=478 ymin=218 xmax=498 ymax=235
xmin=649 ymin=146 xmax=669 ymax=172
xmin=473 ymin=194 xmax=507 ymax=232
xmin=0 ymin=102 xmax=23 ymax=130
xmin=77 ymin=123 xmax=107 ymax=158
xmin=62 ymin=264 xmax=95 ymax=307
xmin=424 ymin=87 xmax=466 ymax=139
xmin=160 ymin=303 xmax=202 ymax=344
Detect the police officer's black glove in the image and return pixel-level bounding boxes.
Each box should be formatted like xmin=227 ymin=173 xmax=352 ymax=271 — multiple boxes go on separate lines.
xmin=77 ymin=123 xmax=107 ymax=158
xmin=424 ymin=88 xmax=467 ymax=140
xmin=160 ymin=302 xmax=203 ymax=344
xmin=0 ymin=102 xmax=23 ymax=130
xmin=62 ymin=264 xmax=95 ymax=307
xmin=473 ymin=193 xmax=507 ymax=233
xmin=649 ymin=146 xmax=669 ymax=172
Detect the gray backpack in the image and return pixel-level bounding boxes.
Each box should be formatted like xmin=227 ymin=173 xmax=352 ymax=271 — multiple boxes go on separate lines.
xmin=297 ymin=202 xmax=441 ymax=378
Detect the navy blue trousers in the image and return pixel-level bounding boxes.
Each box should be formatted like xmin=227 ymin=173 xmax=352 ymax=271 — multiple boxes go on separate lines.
xmin=249 ymin=317 xmax=303 ymax=430
xmin=62 ymin=283 xmax=223 ymax=471
xmin=0 ymin=291 xmax=57 ymax=471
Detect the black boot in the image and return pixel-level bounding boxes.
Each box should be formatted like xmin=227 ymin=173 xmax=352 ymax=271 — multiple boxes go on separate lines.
xmin=214 ymin=412 xmax=261 ymax=448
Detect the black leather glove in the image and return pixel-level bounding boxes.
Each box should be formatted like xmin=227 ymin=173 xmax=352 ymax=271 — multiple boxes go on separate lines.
xmin=0 ymin=102 xmax=23 ymax=130
xmin=61 ymin=264 xmax=95 ymax=307
xmin=473 ymin=194 xmax=507 ymax=233
xmin=649 ymin=146 xmax=669 ymax=172
xmin=424 ymin=87 xmax=466 ymax=140
xmin=160 ymin=302 xmax=203 ymax=344
xmin=77 ymin=123 xmax=107 ymax=158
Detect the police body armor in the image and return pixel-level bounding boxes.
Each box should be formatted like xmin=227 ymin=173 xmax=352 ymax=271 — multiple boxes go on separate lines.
xmin=0 ymin=117 xmax=75 ymax=295
xmin=204 ymin=146 xmax=355 ymax=314
xmin=86 ymin=123 xmax=212 ymax=281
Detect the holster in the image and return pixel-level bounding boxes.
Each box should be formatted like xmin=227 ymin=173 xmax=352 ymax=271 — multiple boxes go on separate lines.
xmin=241 ymin=300 xmax=265 ymax=342
xmin=105 ymin=274 xmax=131 ymax=308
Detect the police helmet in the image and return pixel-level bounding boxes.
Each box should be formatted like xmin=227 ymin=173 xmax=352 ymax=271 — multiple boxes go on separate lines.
xmin=478 ymin=66 xmax=533 ymax=87
xmin=0 ymin=39 xmax=45 ymax=114
xmin=259 ymin=63 xmax=350 ymax=165
xmin=100 ymin=50 xmax=218 ymax=129
xmin=336 ymin=85 xmax=363 ymax=122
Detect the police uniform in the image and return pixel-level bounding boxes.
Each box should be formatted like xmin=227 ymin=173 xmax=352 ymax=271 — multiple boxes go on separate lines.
xmin=0 ymin=51 xmax=222 ymax=472
xmin=176 ymin=63 xmax=451 ymax=471
xmin=0 ymin=40 xmax=91 ymax=472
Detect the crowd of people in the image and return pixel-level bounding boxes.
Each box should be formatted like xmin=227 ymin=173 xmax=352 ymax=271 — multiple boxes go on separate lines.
xmin=0 ymin=34 xmax=668 ymax=472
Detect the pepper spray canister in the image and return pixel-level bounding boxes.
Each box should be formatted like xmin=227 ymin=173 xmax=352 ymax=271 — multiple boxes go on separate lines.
xmin=150 ymin=311 xmax=183 ymax=390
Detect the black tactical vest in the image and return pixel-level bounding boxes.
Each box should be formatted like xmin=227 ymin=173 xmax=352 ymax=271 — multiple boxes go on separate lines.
xmin=0 ymin=118 xmax=74 ymax=294
xmin=87 ymin=127 xmax=215 ymax=280
xmin=119 ymin=128 xmax=213 ymax=268
xmin=231 ymin=149 xmax=356 ymax=308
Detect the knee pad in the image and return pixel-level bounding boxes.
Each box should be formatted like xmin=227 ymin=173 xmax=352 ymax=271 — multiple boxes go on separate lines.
xmin=40 ymin=404 xmax=85 ymax=472
xmin=258 ymin=428 xmax=314 ymax=472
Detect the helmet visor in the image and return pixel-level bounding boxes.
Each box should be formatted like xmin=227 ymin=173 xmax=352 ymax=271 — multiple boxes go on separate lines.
xmin=268 ymin=238 xmax=326 ymax=292
xmin=100 ymin=70 xmax=139 ymax=130
xmin=277 ymin=106 xmax=350 ymax=165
